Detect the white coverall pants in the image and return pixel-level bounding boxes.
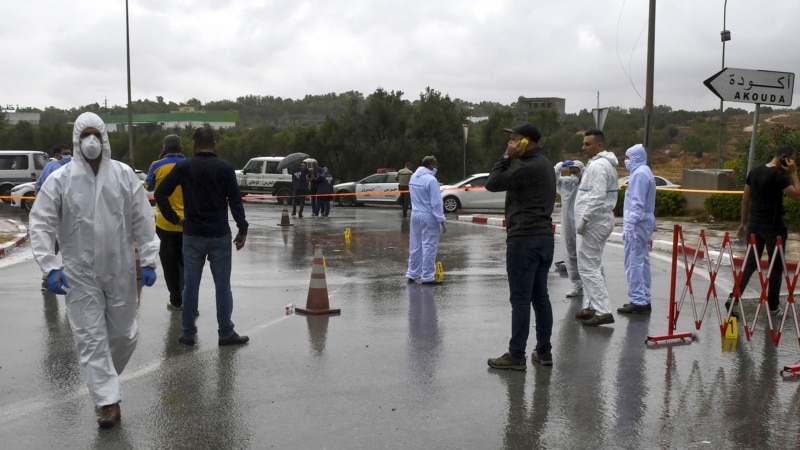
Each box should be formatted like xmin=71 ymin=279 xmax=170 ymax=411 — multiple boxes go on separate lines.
xmin=406 ymin=212 xmax=441 ymax=282
xmin=577 ymin=212 xmax=615 ymax=314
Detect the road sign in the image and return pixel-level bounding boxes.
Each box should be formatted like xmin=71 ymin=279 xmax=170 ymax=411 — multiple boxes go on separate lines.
xmin=703 ymin=67 xmax=794 ymax=106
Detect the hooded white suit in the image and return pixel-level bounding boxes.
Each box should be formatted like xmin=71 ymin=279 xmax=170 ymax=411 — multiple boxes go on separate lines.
xmin=555 ymin=160 xmax=586 ymax=294
xmin=574 ymin=150 xmax=619 ymax=315
xmin=29 ymin=112 xmax=159 ymax=407
xmin=622 ymin=144 xmax=656 ymax=306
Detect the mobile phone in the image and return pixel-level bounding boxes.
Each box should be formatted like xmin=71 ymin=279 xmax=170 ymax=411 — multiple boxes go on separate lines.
xmin=781 ymin=157 xmax=789 ymax=168
xmin=519 ymin=138 xmax=530 ymax=148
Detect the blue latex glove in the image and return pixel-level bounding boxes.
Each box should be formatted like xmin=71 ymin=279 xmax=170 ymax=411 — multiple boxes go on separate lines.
xmin=47 ymin=270 xmax=70 ymax=295
xmin=562 ymin=160 xmax=575 ymax=167
xmin=140 ymin=266 xmax=157 ymax=287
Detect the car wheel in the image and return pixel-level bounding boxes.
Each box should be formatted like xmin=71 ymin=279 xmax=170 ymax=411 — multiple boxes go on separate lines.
xmin=443 ymin=196 xmax=460 ymax=213
xmin=338 ymin=191 xmax=356 ymax=207
xmin=275 ymin=187 xmax=293 ymax=205
xmin=21 ymin=196 xmax=34 ymax=212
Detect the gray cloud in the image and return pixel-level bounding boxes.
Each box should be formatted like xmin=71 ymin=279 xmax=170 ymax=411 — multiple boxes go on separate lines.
xmin=2 ymin=0 xmax=797 ymax=114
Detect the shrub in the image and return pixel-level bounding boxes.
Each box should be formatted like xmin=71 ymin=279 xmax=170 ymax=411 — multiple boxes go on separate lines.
xmin=704 ymin=192 xmax=800 ymax=231
xmin=704 ymin=193 xmax=742 ymax=221
xmin=614 ymin=187 xmax=686 ymax=217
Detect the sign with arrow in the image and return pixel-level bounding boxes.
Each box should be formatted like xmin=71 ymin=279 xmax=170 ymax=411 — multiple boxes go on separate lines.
xmin=704 ymin=67 xmax=794 ymax=106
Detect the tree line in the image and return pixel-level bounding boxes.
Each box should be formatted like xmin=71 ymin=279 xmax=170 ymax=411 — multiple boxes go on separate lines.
xmin=1 ymin=88 xmax=798 ymax=184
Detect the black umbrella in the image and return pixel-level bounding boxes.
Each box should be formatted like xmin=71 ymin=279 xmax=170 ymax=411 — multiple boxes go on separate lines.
xmin=276 ymin=152 xmax=310 ymax=172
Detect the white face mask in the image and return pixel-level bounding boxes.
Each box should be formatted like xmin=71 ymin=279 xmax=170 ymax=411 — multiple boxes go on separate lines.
xmin=81 ymin=135 xmax=102 ymax=160
xmin=624 ymin=159 xmax=632 ymax=171
xmin=432 ymin=168 xmax=438 ymax=176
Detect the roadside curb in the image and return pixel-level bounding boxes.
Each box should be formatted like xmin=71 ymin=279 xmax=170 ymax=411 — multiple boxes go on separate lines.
xmin=0 ymin=219 xmax=29 ymax=259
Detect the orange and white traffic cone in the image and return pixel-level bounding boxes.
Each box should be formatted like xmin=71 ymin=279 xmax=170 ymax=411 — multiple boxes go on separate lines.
xmin=278 ymin=200 xmax=294 ymax=227
xmin=296 ymin=245 xmax=340 ymax=315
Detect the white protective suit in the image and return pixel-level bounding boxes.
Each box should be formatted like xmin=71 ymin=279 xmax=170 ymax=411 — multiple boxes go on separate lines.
xmin=573 ymin=150 xmax=619 ymax=315
xmin=406 ymin=166 xmax=446 ymax=282
xmin=29 ymin=112 xmax=159 ymax=407
xmin=555 ymin=160 xmax=586 ymax=293
xmin=622 ymin=144 xmax=656 ymax=306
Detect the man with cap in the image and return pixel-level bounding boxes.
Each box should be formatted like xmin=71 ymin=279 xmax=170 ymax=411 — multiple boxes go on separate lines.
xmin=555 ymin=158 xmax=586 ymax=298
xmin=146 ymin=135 xmax=187 ymax=310
xmin=396 ymin=162 xmax=413 ymax=217
xmin=486 ymin=123 xmax=556 ymax=370
xmin=573 ymin=130 xmax=619 ymax=326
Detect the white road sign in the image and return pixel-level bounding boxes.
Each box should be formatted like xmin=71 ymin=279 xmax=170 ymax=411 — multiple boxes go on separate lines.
xmin=703 ymin=67 xmax=794 ymax=106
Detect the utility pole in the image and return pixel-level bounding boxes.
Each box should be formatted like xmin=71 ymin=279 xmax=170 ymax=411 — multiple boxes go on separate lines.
xmin=642 ymin=0 xmax=656 ymax=159
xmin=716 ymin=0 xmax=731 ymax=169
xmin=125 ymin=0 xmax=134 ymax=168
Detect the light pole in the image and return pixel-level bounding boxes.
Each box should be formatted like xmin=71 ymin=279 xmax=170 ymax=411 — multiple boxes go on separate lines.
xmin=716 ymin=0 xmax=731 ymax=169
xmin=125 ymin=0 xmax=134 ymax=168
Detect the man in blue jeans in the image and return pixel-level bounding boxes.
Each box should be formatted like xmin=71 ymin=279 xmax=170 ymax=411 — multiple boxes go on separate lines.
xmin=485 ymin=123 xmax=556 ymax=370
xmin=155 ymin=126 xmax=250 ymax=347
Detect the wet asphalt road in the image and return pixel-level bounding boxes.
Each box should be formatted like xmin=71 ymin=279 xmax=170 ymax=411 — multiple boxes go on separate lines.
xmin=1 ymin=201 xmax=800 ymax=449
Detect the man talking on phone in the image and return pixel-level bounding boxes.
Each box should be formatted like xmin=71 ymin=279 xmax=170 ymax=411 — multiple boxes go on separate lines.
xmin=727 ymin=145 xmax=800 ymax=319
xmin=486 ymin=123 xmax=556 ymax=370
xmin=155 ymin=126 xmax=250 ymax=347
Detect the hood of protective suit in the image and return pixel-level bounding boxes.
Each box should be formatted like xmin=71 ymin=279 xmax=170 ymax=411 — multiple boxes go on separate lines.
xmin=625 ymin=144 xmax=647 ymax=172
xmin=593 ymin=150 xmax=619 ymax=167
xmin=72 ymin=112 xmax=112 ymax=163
xmin=572 ymin=160 xmax=586 ymax=174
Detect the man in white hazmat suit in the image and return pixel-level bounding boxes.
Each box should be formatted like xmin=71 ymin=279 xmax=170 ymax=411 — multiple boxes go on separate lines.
xmin=573 ymin=130 xmax=619 ymax=326
xmin=29 ymin=112 xmax=160 ymax=429
xmin=555 ymin=159 xmax=586 ymax=298
xmin=405 ymin=155 xmax=446 ymax=285
xmin=617 ymin=144 xmax=656 ymax=315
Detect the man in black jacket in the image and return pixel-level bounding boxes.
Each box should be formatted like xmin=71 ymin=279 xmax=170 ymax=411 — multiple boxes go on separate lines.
xmin=485 ymin=123 xmax=556 ymax=370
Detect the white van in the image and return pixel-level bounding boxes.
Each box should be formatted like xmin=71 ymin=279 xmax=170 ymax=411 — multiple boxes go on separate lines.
xmin=0 ymin=150 xmax=50 ymax=203
xmin=236 ymin=156 xmax=317 ymax=204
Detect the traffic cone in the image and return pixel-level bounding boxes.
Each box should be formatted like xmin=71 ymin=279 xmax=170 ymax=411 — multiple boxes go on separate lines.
xmin=296 ymin=246 xmax=340 ymax=315
xmin=278 ymin=200 xmax=294 ymax=227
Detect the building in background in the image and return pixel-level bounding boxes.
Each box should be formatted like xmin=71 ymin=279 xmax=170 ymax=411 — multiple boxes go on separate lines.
xmin=516 ymin=97 xmax=566 ymax=117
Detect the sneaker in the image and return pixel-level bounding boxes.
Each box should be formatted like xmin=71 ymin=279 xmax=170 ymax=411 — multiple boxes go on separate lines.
xmin=574 ymin=308 xmax=596 ymax=320
xmin=487 ymin=352 xmax=526 ymax=371
xmin=771 ymin=307 xmax=783 ymax=316
xmin=97 ymin=403 xmax=121 ymax=429
xmin=407 ymin=278 xmax=417 ymax=284
xmin=725 ymin=295 xmax=740 ymax=319
xmin=531 ymin=350 xmax=553 ymax=366
xmin=582 ymin=313 xmax=615 ymax=327
xmin=167 ymin=301 xmax=183 ymax=310
xmin=178 ymin=335 xmax=196 ymax=346
xmin=421 ymin=280 xmax=443 ymax=285
xmin=566 ymin=289 xmax=583 ymax=298
xmin=219 ymin=332 xmax=249 ymax=346
xmin=617 ymin=303 xmax=652 ymax=314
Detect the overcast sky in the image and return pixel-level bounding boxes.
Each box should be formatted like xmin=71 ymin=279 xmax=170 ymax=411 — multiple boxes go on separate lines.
xmin=1 ymin=0 xmax=797 ymax=115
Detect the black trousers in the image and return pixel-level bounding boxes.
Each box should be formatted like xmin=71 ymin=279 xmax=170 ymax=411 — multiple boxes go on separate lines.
xmin=156 ymin=227 xmax=184 ymax=305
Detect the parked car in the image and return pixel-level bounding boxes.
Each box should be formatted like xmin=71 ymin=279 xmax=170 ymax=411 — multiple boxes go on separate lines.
xmin=334 ymin=171 xmax=399 ymax=207
xmin=0 ymin=150 xmax=49 ymax=204
xmin=9 ymin=181 xmax=35 ymax=211
xmin=135 ymin=169 xmax=155 ymax=205
xmin=618 ymin=175 xmax=680 ymax=189
xmin=440 ymin=173 xmax=505 ymax=213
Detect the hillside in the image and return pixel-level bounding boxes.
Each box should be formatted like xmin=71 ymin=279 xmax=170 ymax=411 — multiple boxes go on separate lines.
xmin=650 ymin=110 xmax=800 ymax=183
